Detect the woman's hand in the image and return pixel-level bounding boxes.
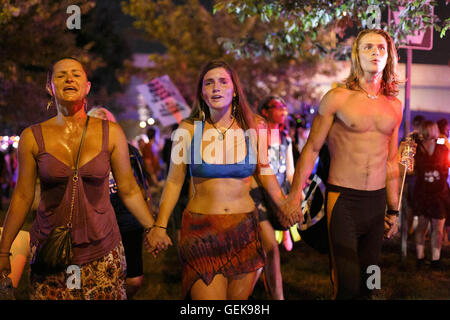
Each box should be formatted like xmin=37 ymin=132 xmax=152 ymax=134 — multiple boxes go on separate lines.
xmin=0 ymin=256 xmax=11 ymax=281
xmin=144 ymin=227 xmax=173 ymax=258
xmin=384 ymin=214 xmax=399 ymax=239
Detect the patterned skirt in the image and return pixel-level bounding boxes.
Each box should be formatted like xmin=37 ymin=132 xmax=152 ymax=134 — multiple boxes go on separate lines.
xmin=29 ymin=243 xmax=127 ymax=300
xmin=178 ymin=209 xmax=265 ymax=298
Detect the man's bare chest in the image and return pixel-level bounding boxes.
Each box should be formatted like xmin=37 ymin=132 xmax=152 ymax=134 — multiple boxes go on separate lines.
xmin=334 ymin=97 xmax=398 ymax=135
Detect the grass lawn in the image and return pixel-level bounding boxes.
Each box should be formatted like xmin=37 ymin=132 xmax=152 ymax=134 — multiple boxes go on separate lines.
xmin=3 ymin=207 xmax=449 ymax=300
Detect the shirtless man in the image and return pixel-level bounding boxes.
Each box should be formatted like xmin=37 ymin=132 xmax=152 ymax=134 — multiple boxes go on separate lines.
xmin=283 ymin=29 xmax=403 ymax=299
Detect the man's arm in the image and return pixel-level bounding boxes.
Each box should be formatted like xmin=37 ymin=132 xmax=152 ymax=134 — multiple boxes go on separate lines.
xmin=282 ymin=89 xmax=340 ymax=220
xmin=384 ymin=99 xmax=403 ymax=238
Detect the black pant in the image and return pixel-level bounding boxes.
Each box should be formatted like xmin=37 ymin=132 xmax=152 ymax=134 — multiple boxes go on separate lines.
xmin=326 ymin=184 xmax=386 ymax=300
xmin=120 ymin=228 xmax=144 ymax=278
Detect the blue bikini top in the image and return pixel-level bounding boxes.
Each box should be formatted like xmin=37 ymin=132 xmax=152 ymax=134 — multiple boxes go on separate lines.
xmin=189 ymin=121 xmax=256 ymax=178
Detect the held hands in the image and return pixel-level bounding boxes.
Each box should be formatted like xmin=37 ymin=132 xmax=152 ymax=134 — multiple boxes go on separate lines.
xmin=144 ymin=226 xmax=173 ymax=258
xmin=384 ymin=214 xmax=399 ymax=239
xmin=279 ymin=193 xmax=304 ymax=229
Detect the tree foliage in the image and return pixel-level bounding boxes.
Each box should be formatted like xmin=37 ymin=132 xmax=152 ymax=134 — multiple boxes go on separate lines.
xmin=214 ymin=0 xmax=449 ymax=59
xmin=122 ymin=0 xmax=339 ymax=115
xmin=0 ymin=0 xmax=133 ymax=134
xmin=0 ymin=0 xmax=98 ymax=134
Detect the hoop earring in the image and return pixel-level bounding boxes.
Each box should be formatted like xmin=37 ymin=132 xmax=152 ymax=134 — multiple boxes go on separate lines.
xmin=200 ymin=100 xmax=207 ymax=122
xmin=231 ymin=97 xmax=238 ymax=120
xmin=46 ymin=99 xmax=53 ymax=111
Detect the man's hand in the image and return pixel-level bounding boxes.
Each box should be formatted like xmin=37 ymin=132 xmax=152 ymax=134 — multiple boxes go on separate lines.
xmin=279 ymin=194 xmax=304 ymax=229
xmin=384 ymin=214 xmax=399 ymax=239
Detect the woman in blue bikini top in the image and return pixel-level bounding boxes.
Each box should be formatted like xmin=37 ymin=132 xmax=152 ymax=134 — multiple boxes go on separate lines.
xmin=148 ymin=60 xmax=290 ymax=300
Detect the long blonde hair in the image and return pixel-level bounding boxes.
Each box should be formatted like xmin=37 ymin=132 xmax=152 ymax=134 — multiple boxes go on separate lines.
xmin=345 ymin=29 xmax=401 ymax=97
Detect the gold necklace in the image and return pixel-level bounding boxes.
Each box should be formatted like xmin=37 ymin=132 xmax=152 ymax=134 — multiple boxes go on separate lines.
xmin=210 ymin=118 xmax=235 ymax=141
xmin=358 ymin=85 xmax=380 ymax=100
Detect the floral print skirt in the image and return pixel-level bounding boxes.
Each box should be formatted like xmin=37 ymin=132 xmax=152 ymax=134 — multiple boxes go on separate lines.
xmin=29 ymin=243 xmax=127 ymax=300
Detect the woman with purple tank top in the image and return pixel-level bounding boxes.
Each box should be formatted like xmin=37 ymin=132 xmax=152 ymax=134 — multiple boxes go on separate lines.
xmin=0 ymin=57 xmax=168 ymax=300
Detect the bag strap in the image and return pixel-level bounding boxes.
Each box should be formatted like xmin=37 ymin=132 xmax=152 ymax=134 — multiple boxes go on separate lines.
xmin=68 ymin=116 xmax=90 ymax=228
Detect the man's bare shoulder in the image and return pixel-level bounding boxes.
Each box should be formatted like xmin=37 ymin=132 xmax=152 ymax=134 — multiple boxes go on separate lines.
xmin=388 ymin=96 xmax=402 ymax=109
xmin=318 ymin=87 xmax=352 ymax=115
xmin=385 ymin=95 xmax=403 ymax=118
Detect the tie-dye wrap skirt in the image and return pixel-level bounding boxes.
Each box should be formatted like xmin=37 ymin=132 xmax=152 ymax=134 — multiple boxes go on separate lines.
xmin=178 ymin=209 xmax=265 ymax=298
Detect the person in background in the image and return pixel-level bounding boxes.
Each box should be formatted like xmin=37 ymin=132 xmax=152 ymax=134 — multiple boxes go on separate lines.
xmin=88 ymin=106 xmax=150 ymax=299
xmin=249 ymin=96 xmax=296 ymax=300
xmin=3 ymin=145 xmax=18 ymax=199
xmin=413 ymin=121 xmax=449 ymax=270
xmin=437 ymin=118 xmax=449 ymax=150
xmin=142 ymin=127 xmax=162 ymax=186
xmin=437 ymin=118 xmax=450 ymax=244
xmin=259 ymin=97 xmax=300 ymax=250
xmin=403 ymin=115 xmax=426 ymax=237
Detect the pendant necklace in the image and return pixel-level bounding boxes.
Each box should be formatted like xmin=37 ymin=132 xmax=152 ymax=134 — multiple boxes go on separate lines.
xmin=358 ymin=85 xmax=380 ymax=100
xmin=211 ymin=118 xmax=235 ymax=141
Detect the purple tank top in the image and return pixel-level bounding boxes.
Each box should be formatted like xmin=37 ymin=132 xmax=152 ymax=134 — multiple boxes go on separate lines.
xmin=30 ymin=120 xmax=121 ymax=265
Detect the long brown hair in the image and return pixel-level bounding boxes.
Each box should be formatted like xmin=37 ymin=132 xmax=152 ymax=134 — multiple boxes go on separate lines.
xmin=345 ymin=29 xmax=401 ymax=96
xmin=188 ymin=60 xmax=255 ymax=130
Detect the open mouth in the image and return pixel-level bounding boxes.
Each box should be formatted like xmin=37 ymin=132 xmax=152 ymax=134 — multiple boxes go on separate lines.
xmin=211 ymin=95 xmax=223 ymax=100
xmin=63 ymin=86 xmax=78 ymax=92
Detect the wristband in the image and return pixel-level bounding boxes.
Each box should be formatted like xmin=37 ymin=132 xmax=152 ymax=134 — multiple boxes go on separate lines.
xmin=144 ymin=227 xmax=152 ymax=234
xmin=386 ymin=209 xmax=399 ymax=216
xmin=144 ymin=225 xmax=167 ymax=234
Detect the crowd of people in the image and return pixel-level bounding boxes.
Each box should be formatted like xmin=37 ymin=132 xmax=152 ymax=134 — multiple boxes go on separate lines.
xmin=0 ymin=28 xmax=448 ymax=300
xmin=402 ymin=116 xmax=450 ymax=270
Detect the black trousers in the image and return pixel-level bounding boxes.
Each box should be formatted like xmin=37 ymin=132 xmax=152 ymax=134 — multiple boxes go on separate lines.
xmin=326 ymin=184 xmax=386 ymax=300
